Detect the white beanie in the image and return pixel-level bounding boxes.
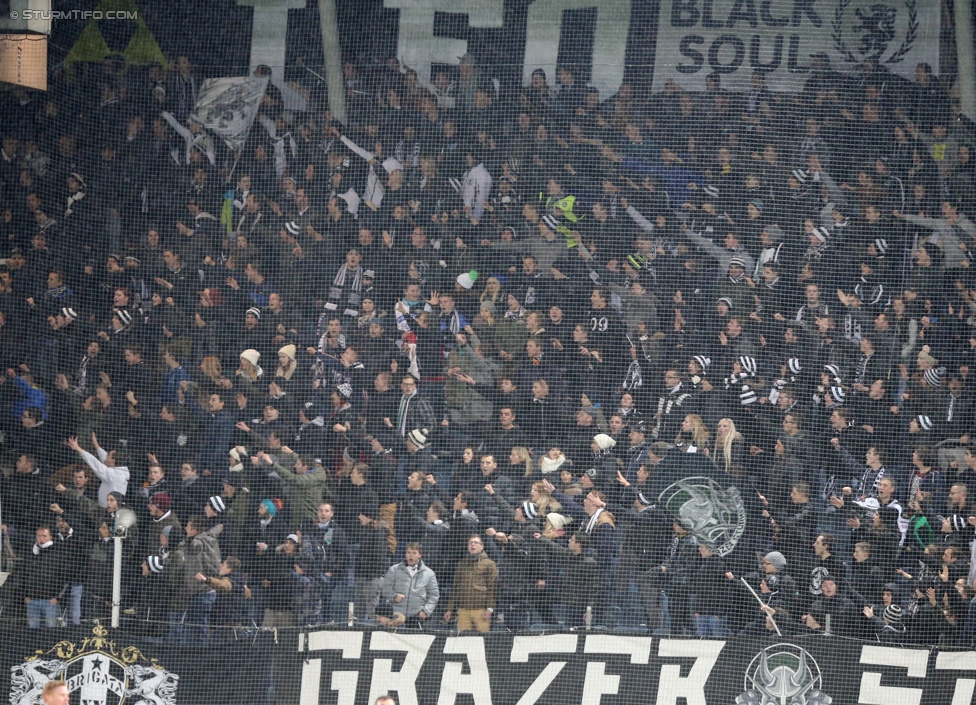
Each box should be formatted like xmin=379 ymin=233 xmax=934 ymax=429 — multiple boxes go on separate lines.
xmin=546 ymin=513 xmax=570 ymax=531
xmin=240 ymin=349 xmax=261 ymax=367
xmin=593 ymin=433 xmax=616 ymax=451
xmin=228 ymin=446 xmax=248 ymax=472
xmin=456 ymin=270 xmax=480 ymax=290
xmin=278 ymin=344 xmax=296 ymax=362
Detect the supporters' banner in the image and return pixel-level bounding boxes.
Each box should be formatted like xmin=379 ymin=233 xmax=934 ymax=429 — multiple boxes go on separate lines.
xmin=189 ymin=77 xmax=269 ymax=152
xmin=276 ymin=629 xmax=976 ymax=704
xmin=645 ymin=451 xmax=748 ymax=557
xmin=382 ymin=0 xmax=638 ymax=101
xmin=1 ymin=624 xmax=273 ymax=705
xmin=651 ymin=0 xmax=941 ymax=92
xmin=4 ymin=626 xmax=976 ymax=704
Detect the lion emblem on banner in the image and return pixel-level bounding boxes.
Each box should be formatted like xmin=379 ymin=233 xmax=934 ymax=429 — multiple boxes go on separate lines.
xmin=832 ymin=0 xmax=918 ymax=65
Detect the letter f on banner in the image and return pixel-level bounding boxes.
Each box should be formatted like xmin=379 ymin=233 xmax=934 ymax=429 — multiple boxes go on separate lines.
xmin=385 ymin=0 xmax=503 ymax=84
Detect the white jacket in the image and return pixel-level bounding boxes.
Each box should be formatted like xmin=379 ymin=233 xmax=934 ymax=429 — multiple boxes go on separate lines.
xmin=79 ymin=448 xmax=130 ymax=508
xmin=462 ymin=163 xmax=492 ymax=222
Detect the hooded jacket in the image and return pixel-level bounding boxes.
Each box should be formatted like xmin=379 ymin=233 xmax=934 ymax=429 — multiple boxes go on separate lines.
xmin=182 ymin=524 xmax=223 ymax=596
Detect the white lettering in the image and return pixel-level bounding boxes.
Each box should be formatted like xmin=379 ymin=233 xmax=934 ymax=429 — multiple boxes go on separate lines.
xmin=511 ymin=635 xmax=578 ymax=705
xmin=437 ymin=637 xmax=493 ymax=705
xmin=368 ymin=632 xmax=436 ymax=705
xmin=522 ymin=0 xmax=632 ymax=100
xmin=858 ymin=645 xmax=928 ymax=705
xmin=581 ymin=662 xmax=619 ymax=704
xmin=384 ymin=0 xmax=504 ymax=85
xmin=580 ymin=631 xmax=653 ymax=703
xmin=656 ymin=639 xmax=725 ymax=705
xmin=935 ymin=651 xmax=976 ymax=705
xmin=238 ymin=0 xmax=308 ymax=111
xmin=299 ymin=630 xmax=364 ymax=705
xmin=584 ymin=635 xmax=652 ymax=663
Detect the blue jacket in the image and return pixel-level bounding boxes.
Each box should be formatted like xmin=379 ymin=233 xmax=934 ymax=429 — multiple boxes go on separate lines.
xmin=11 ymin=376 xmax=47 ymax=420
xmin=189 ymin=396 xmax=235 ymax=472
xmin=161 ymin=365 xmax=191 ymax=408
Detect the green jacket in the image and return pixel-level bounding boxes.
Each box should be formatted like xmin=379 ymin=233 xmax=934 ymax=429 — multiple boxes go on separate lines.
xmin=272 ymin=458 xmax=329 ymax=526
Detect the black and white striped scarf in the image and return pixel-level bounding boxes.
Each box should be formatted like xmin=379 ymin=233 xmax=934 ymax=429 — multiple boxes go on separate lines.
xmin=332 ymin=263 xmax=363 ymax=293
xmin=442 ymin=309 xmax=462 ymax=335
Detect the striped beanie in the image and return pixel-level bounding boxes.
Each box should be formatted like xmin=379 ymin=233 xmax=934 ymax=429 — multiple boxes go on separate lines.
xmin=739 ymin=356 xmax=758 ymax=376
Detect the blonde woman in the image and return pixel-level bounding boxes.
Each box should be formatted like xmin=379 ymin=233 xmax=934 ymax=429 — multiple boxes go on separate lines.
xmin=539 ymin=447 xmax=567 ymax=475
xmin=196 ymin=355 xmax=233 ymax=393
xmin=541 ymin=512 xmax=570 ymax=539
xmin=237 ymin=349 xmax=263 ymax=382
xmin=509 ymin=446 xmax=534 ymax=479
xmin=275 ymin=344 xmax=298 ymax=382
xmin=479 ymin=276 xmax=503 ymax=305
xmin=471 ymin=301 xmax=498 ymax=355
xmin=529 ymin=480 xmax=562 ymax=515
xmin=674 ymin=414 xmax=710 ymax=453
xmin=709 ymin=417 xmax=745 ymax=472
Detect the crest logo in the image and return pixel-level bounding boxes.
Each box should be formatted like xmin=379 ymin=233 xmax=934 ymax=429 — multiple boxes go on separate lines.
xmin=832 ymin=0 xmax=918 ymax=65
xmin=659 ymin=476 xmax=746 ymax=556
xmin=9 ymin=624 xmax=179 ymax=705
xmin=736 ymin=643 xmax=833 ymax=705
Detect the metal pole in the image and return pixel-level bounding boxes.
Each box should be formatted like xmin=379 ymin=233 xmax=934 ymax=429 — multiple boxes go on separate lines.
xmin=0 ymin=495 xmax=7 ymax=586
xmin=111 ymin=536 xmax=123 ymax=628
xmin=955 ymin=0 xmax=976 ymax=120
xmin=317 ymin=0 xmax=348 ymax=124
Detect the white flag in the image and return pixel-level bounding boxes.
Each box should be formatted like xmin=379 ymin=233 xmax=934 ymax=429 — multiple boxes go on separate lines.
xmin=189 ymin=76 xmax=269 ymax=151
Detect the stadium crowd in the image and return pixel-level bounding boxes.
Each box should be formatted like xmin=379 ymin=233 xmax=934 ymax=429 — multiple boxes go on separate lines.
xmin=1 ymin=48 xmax=976 ymax=647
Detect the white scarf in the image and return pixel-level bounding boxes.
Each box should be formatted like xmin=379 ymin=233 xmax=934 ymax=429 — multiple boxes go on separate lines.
xmin=33 ymin=540 xmax=54 ymax=554
xmin=65 ymin=190 xmax=85 ymax=217
xmin=259 ymin=115 xmax=298 ymax=178
xmin=585 ymin=508 xmax=605 ymax=534
xmin=327 ymin=264 xmax=364 ymax=313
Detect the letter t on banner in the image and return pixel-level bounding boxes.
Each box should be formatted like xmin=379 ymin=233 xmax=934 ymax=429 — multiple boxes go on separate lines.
xmin=238 ymin=0 xmax=309 ymax=111
xmin=522 ymin=0 xmax=632 ymax=100
xmin=384 ymin=0 xmax=504 ymax=85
